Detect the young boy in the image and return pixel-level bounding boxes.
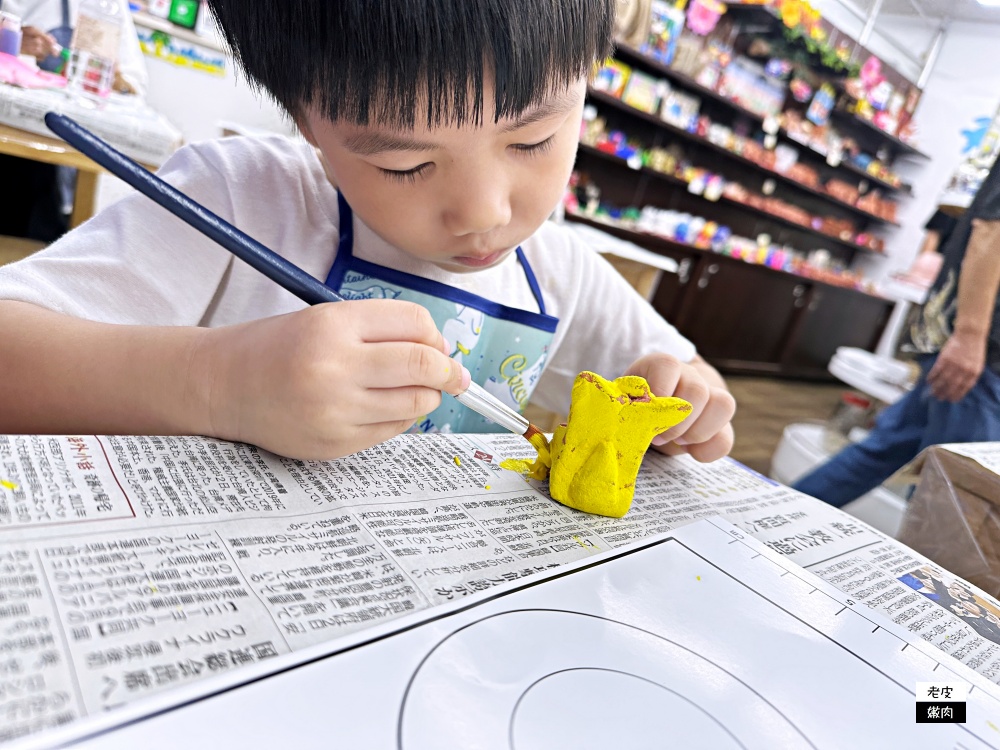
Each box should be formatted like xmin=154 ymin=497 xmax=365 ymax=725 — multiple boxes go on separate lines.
xmin=0 ymin=0 xmax=735 ymax=463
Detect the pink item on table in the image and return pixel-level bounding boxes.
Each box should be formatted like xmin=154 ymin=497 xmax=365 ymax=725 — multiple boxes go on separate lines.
xmin=0 ymin=51 xmax=66 ymax=89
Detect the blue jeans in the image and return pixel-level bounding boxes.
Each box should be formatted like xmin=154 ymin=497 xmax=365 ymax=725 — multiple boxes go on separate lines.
xmin=792 ymin=355 xmax=1000 ymax=507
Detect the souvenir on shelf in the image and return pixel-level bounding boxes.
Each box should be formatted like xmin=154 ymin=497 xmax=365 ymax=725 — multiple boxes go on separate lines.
xmin=686 ymin=0 xmax=725 ymax=36
xmin=622 ymin=70 xmax=666 ymax=114
xmin=643 ymin=0 xmax=688 ymax=65
xmin=592 ymin=59 xmax=632 ymax=98
xmin=806 ymin=83 xmax=836 ymax=127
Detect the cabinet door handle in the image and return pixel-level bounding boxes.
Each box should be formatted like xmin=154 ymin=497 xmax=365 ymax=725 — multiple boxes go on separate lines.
xmin=677 ymin=258 xmax=692 ymax=284
xmin=792 ymin=284 xmax=806 ymax=297
xmin=697 ymin=263 xmax=720 ymax=290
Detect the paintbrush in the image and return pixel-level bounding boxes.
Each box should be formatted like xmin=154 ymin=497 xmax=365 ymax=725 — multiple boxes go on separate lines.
xmin=44 ymin=113 xmax=546 ymax=447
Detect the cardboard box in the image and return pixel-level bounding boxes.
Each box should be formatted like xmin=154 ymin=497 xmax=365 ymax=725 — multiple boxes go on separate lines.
xmin=896 ymin=444 xmax=1000 ymax=597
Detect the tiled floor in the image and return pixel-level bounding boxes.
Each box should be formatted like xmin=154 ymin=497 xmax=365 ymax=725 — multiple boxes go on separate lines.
xmin=726 ymin=375 xmax=847 ymax=476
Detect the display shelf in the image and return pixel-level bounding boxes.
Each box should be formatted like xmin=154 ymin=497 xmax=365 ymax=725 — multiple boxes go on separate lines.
xmin=564 ymin=212 xmax=884 ymax=302
xmin=614 ymin=43 xmax=764 ymax=123
xmin=719 ymin=3 xmax=929 ymax=160
xmin=587 ymin=88 xmax=900 ymax=227
xmin=565 ymin=211 xmax=702 ymax=257
xmin=612 ymin=43 xmax=914 ymax=196
xmin=576 ymin=144 xmax=883 ymax=256
xmin=829 ymin=108 xmax=931 ymax=160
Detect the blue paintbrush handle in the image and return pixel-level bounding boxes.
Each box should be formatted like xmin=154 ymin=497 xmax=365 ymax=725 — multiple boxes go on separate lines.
xmin=44 ymin=114 xmax=533 ymax=437
xmin=44 ymin=113 xmax=343 ymax=306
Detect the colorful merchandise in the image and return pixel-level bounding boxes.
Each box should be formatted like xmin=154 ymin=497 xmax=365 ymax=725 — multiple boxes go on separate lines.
xmin=643 ymin=0 xmax=687 ymax=65
xmin=592 ymin=59 xmax=632 ymax=98
xmin=621 ymin=70 xmax=665 ymax=114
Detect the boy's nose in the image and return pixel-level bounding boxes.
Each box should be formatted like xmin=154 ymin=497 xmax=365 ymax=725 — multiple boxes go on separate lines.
xmin=443 ymin=181 xmax=512 ymax=237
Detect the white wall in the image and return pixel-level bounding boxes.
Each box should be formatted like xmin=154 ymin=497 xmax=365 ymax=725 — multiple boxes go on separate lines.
xmin=97 ymin=34 xmax=296 ymax=211
xmin=143 ymin=51 xmax=295 ymax=144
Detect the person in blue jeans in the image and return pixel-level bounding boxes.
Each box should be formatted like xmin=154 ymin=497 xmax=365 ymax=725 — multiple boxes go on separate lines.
xmin=794 ymin=169 xmax=1000 ymax=507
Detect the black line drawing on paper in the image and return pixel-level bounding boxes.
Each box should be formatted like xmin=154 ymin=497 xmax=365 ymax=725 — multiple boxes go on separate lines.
xmin=397 ymin=609 xmax=816 ymax=750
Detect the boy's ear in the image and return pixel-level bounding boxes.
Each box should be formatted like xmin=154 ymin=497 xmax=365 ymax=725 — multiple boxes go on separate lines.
xmin=295 ymin=116 xmax=319 ymax=148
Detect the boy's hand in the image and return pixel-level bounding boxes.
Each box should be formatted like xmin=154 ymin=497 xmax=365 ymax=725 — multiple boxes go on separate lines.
xmin=195 ymin=300 xmax=469 ymax=460
xmin=624 ymin=353 xmax=735 ymax=462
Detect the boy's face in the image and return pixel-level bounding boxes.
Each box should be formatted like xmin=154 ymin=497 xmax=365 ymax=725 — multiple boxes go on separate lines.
xmin=299 ymin=78 xmax=586 ymax=273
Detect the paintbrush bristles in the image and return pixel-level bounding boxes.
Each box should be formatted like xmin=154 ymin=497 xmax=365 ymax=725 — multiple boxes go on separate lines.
xmin=523 ymin=424 xmax=543 ymax=442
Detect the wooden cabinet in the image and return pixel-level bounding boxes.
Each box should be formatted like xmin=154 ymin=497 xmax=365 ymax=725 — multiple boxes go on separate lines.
xmin=647 ymin=249 xmax=698 ymax=324
xmin=781 ymin=285 xmax=893 ymax=376
xmin=669 ymin=257 xmax=810 ymax=374
xmin=565 ymin=214 xmax=894 ymax=379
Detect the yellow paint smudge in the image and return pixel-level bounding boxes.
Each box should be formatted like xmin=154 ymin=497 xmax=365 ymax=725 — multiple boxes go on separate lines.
xmin=696 ymin=576 xmax=701 ymax=581
xmin=453 ymin=456 xmax=461 ymax=466
xmin=485 ymin=485 xmax=491 ymax=490
xmin=0 ymin=480 xmax=17 ymax=491
xmin=988 ymin=720 xmax=999 ymax=733
xmin=572 ymin=535 xmax=600 ymax=551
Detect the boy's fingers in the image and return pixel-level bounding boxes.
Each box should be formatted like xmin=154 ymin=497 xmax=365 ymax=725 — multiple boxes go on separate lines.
xmin=651 ymin=374 xmax=711 ymax=444
xmin=354 ymin=386 xmax=444 ymax=424
xmin=676 ymin=388 xmax=736 ymax=445
xmin=347 ymin=300 xmax=445 ymax=349
xmin=624 ymin=353 xmax=683 ymax=397
xmin=361 ymin=343 xmax=469 ymax=393
xmin=684 ymin=425 xmax=735 ymax=463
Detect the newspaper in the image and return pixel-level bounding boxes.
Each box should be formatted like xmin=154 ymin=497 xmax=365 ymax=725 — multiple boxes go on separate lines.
xmin=937 ymin=442 xmax=1000 ymax=476
xmin=0 ymin=432 xmax=995 ymax=744
xmin=0 ymin=85 xmax=181 ymax=166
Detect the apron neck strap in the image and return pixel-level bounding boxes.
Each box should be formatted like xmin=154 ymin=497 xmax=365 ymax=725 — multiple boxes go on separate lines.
xmin=336 ymin=191 xmax=355 ymax=262
xmin=61 ymin=0 xmax=71 ymax=27
xmin=335 ymin=191 xmax=546 ymax=315
xmin=516 ymin=247 xmax=546 ymax=316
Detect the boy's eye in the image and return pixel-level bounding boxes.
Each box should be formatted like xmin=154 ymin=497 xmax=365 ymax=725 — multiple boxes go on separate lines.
xmin=511 ymin=136 xmax=555 ymax=155
xmin=378 ymin=163 xmax=431 ymax=184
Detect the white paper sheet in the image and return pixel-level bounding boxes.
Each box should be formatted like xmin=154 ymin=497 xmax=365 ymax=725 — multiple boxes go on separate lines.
xmin=17 ymin=519 xmax=1000 ymax=750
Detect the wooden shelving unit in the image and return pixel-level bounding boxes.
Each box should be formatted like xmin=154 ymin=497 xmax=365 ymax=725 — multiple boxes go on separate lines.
xmin=586 ymin=88 xmax=900 ymax=228
xmin=570 ymin=22 xmax=925 ymax=378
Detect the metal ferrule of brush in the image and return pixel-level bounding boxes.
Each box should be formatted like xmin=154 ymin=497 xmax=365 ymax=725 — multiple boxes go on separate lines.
xmin=455 ymin=381 xmax=529 ymax=435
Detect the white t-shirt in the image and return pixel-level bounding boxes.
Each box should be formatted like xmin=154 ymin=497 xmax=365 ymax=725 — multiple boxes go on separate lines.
xmin=0 ymin=135 xmax=696 ymax=415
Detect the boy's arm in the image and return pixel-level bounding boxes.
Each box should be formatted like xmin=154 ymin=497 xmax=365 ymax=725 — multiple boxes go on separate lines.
xmin=0 ymin=301 xmax=213 ymax=435
xmin=927 ymin=219 xmax=1000 ymax=402
xmin=0 ymin=299 xmax=468 ymax=460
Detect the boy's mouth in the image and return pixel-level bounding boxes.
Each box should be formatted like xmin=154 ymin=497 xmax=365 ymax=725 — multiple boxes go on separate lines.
xmin=451 ymin=248 xmax=510 ymax=268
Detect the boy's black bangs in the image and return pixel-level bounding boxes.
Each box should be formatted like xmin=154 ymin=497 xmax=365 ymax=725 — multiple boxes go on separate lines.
xmin=206 ymin=0 xmax=614 ymax=128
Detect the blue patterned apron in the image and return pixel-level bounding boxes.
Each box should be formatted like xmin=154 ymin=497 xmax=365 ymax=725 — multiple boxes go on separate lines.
xmin=325 ymin=193 xmax=558 ymax=433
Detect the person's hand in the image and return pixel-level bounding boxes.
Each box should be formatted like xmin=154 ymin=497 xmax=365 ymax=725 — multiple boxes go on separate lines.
xmin=112 ymin=65 xmax=138 ymax=95
xmin=927 ymin=330 xmax=986 ymax=402
xmin=624 ymin=353 xmax=736 ymax=462
xmin=20 ymin=26 xmax=60 ymax=61
xmin=193 ymin=300 xmax=469 ymax=460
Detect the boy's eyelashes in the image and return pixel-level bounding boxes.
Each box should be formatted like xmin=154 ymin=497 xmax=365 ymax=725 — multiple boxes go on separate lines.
xmin=375 ymin=136 xmax=557 ymax=184
xmin=510 ymin=135 xmax=556 ymax=155
xmin=378 ymin=163 xmax=431 ymax=184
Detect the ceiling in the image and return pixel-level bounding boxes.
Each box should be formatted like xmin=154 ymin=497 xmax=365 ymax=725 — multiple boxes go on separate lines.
xmin=871 ymin=0 xmax=1000 ymax=25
